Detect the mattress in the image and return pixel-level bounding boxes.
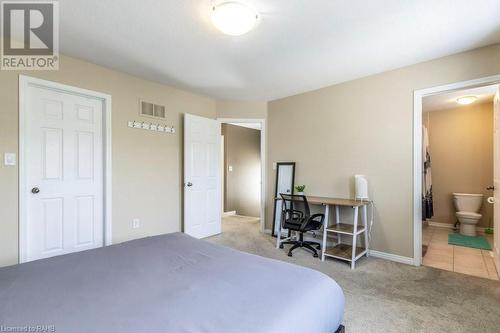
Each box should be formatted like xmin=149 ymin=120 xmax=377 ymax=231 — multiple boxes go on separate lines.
xmin=0 ymin=232 xmax=344 ymax=333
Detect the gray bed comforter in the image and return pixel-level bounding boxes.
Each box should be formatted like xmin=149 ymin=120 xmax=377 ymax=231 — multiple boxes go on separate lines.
xmin=0 ymin=232 xmax=344 ymax=333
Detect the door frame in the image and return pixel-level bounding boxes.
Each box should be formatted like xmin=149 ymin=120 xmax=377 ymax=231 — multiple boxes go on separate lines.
xmin=18 ymin=75 xmax=113 ymax=263
xmin=217 ymin=118 xmax=266 ymax=232
xmin=413 ymin=74 xmax=500 ymax=266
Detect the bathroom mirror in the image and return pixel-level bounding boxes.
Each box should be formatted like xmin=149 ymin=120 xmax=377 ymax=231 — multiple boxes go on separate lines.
xmin=272 ymin=162 xmax=296 ymax=237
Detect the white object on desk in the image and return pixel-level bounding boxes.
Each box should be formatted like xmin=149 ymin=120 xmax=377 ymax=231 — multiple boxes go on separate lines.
xmin=354 ymin=174 xmax=368 ymax=201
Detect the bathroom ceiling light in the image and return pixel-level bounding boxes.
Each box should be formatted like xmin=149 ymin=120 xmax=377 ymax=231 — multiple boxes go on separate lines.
xmin=211 ymin=1 xmax=259 ymax=36
xmin=456 ymin=96 xmax=477 ymax=105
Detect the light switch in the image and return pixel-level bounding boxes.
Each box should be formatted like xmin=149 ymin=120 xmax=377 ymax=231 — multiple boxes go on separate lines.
xmin=228 ymin=165 xmax=233 ymax=172
xmin=4 ymin=153 xmax=16 ymax=166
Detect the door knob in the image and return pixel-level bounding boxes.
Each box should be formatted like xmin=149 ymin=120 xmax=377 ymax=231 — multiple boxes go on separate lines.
xmin=31 ymin=187 xmax=40 ymax=194
xmin=186 ymin=182 xmax=193 ymax=187
xmin=487 ymin=186 xmax=495 ymax=190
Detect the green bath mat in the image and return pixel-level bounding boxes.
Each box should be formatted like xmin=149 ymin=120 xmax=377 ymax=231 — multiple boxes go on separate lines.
xmin=448 ymin=233 xmax=492 ymax=250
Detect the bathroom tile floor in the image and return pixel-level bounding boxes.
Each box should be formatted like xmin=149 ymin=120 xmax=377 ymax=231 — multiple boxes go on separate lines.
xmin=422 ymin=225 xmax=499 ymax=280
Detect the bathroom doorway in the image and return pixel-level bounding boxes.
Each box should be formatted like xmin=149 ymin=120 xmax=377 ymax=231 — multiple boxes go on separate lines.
xmin=414 ymin=77 xmax=500 ymax=280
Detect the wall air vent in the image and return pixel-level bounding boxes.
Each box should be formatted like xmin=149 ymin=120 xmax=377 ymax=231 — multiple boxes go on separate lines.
xmin=140 ymin=100 xmax=166 ymax=119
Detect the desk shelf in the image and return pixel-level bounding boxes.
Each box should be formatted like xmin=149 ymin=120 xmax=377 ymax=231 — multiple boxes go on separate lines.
xmin=321 ymin=202 xmax=370 ymax=269
xmin=326 ymin=223 xmax=365 ymax=235
xmin=324 ymin=244 xmax=367 ymax=262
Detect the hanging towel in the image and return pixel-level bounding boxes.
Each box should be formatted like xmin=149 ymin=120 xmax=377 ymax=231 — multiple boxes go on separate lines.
xmin=422 ymin=126 xmax=434 ymax=219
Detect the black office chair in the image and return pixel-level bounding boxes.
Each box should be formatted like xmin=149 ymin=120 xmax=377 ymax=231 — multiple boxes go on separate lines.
xmin=278 ymin=193 xmax=325 ymax=257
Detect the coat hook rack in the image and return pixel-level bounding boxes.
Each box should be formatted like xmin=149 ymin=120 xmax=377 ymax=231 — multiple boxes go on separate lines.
xmin=127 ymin=120 xmax=176 ymax=134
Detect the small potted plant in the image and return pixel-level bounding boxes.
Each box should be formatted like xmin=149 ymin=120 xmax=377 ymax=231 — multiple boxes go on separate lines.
xmin=295 ymin=185 xmax=306 ymax=195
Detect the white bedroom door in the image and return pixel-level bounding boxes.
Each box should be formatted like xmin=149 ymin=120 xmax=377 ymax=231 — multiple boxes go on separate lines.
xmin=184 ymin=113 xmax=221 ymax=238
xmin=494 ymin=87 xmax=500 ymax=271
xmin=24 ymin=84 xmax=104 ymax=262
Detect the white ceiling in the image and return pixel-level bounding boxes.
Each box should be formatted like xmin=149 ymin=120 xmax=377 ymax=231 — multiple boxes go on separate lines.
xmin=60 ymin=0 xmax=500 ymax=101
xmin=423 ymin=85 xmax=498 ymax=112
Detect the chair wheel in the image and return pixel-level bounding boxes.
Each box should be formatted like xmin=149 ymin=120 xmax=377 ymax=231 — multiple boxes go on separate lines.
xmin=279 ymin=244 xmax=284 ymax=249
xmin=313 ymin=253 xmax=319 ymax=258
xmin=288 ymin=252 xmax=293 ymax=257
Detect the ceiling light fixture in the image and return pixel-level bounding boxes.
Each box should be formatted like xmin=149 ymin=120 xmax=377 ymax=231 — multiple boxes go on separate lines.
xmin=211 ymin=1 xmax=259 ymax=36
xmin=456 ymin=96 xmax=477 ymax=105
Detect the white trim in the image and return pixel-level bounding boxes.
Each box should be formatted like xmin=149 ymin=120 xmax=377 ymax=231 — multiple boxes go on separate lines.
xmin=368 ymin=250 xmax=414 ymax=266
xmin=413 ymin=74 xmax=500 ymax=267
xmin=427 ymin=221 xmax=454 ymax=229
xmin=427 ymin=221 xmax=492 ymax=233
xmin=228 ymin=122 xmax=261 ymax=130
xmin=218 ymin=118 xmax=267 ymax=233
xmin=223 ymin=211 xmax=236 ymax=217
xmin=220 ymin=135 xmax=225 ymax=215
xmin=18 ymin=75 xmax=113 ymax=264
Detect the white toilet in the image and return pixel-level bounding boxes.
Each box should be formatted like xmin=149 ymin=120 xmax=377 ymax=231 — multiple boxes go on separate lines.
xmin=453 ymin=193 xmax=483 ymax=236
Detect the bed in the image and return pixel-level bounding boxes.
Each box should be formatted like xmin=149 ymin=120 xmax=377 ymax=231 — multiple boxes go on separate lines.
xmin=0 ymin=232 xmax=345 ymax=333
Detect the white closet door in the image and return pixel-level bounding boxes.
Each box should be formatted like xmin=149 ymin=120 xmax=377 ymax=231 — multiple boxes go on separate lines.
xmin=184 ymin=113 xmax=221 ymax=238
xmin=25 ymin=85 xmax=104 ymax=262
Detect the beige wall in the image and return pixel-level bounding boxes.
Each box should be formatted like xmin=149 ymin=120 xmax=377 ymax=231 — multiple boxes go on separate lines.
xmin=0 ymin=55 xmax=216 ymax=267
xmin=423 ymin=102 xmax=493 ymax=227
xmin=216 ymin=99 xmax=267 ymax=119
xmin=2 ymin=45 xmax=500 ymax=266
xmin=222 ymin=124 xmax=261 ymax=217
xmin=267 ymin=43 xmax=500 ymax=258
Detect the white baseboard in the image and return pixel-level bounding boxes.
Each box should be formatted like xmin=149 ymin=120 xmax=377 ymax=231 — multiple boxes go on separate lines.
xmin=427 ymin=221 xmax=492 ymax=233
xmin=368 ymin=250 xmax=414 ymax=266
xmin=427 ymin=221 xmax=454 ymax=229
xmin=222 ymin=211 xmax=236 ymax=217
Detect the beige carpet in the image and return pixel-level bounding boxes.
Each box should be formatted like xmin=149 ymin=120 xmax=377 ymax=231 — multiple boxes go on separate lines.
xmin=207 ymin=216 xmax=500 ymax=333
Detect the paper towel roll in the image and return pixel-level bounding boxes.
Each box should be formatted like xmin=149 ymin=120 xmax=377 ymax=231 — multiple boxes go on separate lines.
xmin=355 ymin=175 xmax=368 ymax=200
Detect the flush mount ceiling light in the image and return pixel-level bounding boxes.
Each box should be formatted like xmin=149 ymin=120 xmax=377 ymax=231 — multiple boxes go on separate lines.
xmin=211 ymin=1 xmax=259 ymax=36
xmin=456 ymin=96 xmax=478 ymax=105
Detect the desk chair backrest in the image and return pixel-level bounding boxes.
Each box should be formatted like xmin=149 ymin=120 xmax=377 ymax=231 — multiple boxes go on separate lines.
xmin=279 ymin=193 xmax=310 ymax=224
